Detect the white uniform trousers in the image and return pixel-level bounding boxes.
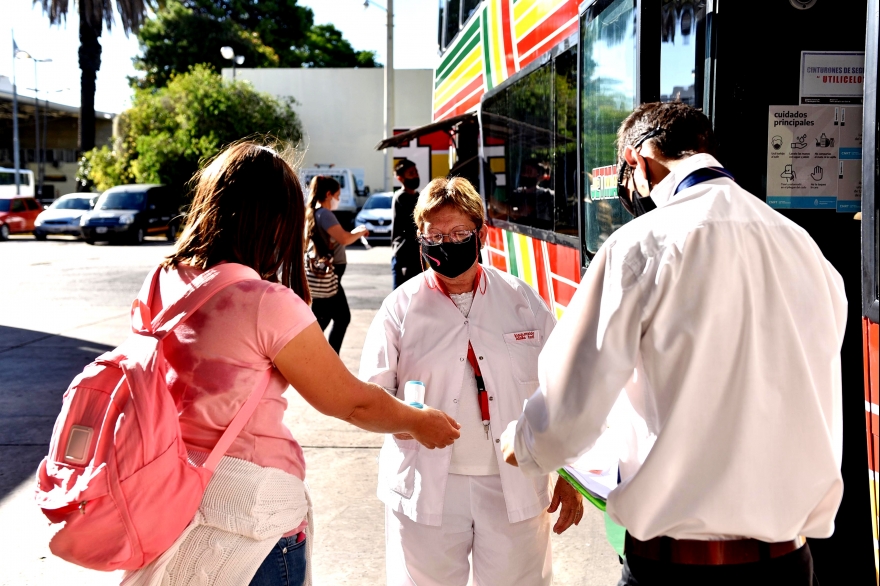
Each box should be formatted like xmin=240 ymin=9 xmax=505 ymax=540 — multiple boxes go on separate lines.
xmin=385 ymin=474 xmax=552 ymax=586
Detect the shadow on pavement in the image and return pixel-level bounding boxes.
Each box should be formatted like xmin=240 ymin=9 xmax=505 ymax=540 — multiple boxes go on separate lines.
xmin=0 ymin=326 xmax=113 ymax=500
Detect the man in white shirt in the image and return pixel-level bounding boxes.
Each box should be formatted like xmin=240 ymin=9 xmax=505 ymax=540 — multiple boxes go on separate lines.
xmin=500 ymin=102 xmax=847 ymax=585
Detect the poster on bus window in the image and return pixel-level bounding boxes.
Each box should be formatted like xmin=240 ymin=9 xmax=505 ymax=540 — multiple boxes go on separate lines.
xmin=800 ymin=51 xmax=865 ymax=105
xmin=766 ymin=105 xmax=862 ymax=212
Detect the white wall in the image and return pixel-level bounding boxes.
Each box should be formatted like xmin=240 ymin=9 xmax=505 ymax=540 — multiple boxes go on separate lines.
xmin=223 ymin=68 xmax=433 ymax=193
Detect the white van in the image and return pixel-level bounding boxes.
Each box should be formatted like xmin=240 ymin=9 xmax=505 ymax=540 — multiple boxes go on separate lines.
xmin=0 ymin=168 xmax=35 ymax=197
xmin=298 ymin=168 xmax=369 ymax=227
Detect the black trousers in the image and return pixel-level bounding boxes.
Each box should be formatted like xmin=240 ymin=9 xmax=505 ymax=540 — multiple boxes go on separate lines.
xmin=618 ymin=542 xmax=815 ymax=586
xmin=311 ymin=264 xmax=350 ymax=354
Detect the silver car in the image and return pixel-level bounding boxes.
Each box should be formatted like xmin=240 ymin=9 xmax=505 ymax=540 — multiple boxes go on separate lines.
xmin=33 ymin=194 xmax=94 ymax=240
xmin=354 ymin=192 xmax=393 ymax=242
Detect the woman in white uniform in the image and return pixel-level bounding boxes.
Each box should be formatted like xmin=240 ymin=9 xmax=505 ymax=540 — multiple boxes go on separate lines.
xmin=360 ymin=177 xmax=583 ymax=586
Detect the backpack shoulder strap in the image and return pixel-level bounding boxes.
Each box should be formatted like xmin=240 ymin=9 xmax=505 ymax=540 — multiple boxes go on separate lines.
xmin=202 ymin=367 xmax=273 ymax=472
xmin=131 ymin=263 xmax=260 ymax=340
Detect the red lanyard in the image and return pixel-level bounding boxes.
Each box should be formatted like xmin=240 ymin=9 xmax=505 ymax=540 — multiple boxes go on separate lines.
xmin=431 ymin=266 xmax=492 ymax=438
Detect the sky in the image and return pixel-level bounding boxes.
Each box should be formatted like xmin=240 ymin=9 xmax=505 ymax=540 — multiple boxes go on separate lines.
xmin=1 ymin=0 xmax=439 ymax=114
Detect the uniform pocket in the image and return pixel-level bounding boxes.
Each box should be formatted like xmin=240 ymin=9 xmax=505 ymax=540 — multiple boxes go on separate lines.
xmin=379 ymin=436 xmax=419 ymax=498
xmin=502 ymin=330 xmax=543 ymax=383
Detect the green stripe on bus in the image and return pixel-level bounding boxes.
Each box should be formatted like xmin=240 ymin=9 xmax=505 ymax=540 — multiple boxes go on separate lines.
xmin=505 ymin=230 xmax=520 ymax=278
xmin=436 ymin=21 xmax=482 ymax=86
xmin=481 ymin=9 xmax=493 ymax=91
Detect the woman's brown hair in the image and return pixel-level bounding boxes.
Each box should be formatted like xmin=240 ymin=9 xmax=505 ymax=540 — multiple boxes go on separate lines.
xmin=163 ymin=141 xmax=311 ymax=304
xmin=304 ymin=175 xmax=340 ymax=245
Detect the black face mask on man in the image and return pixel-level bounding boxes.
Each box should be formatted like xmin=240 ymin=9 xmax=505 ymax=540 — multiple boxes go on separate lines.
xmin=421 ymin=234 xmax=479 ymax=279
xmin=617 ymin=127 xmax=665 ymax=217
xmin=403 ymin=177 xmax=421 ymax=192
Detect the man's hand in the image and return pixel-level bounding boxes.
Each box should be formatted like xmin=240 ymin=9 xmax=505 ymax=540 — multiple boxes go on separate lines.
xmin=549 ymin=477 xmax=584 ymax=534
xmin=500 ymin=421 xmax=518 ymax=466
xmin=408 ymin=406 xmax=460 ymax=449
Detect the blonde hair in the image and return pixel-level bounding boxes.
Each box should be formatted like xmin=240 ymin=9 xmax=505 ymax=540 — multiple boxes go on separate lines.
xmin=413 ymin=177 xmax=485 ymax=230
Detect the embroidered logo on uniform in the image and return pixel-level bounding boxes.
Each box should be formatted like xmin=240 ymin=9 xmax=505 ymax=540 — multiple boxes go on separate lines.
xmin=512 ymin=331 xmax=536 ymax=341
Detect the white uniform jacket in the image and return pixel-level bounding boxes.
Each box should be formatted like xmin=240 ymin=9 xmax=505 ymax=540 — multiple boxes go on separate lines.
xmin=360 ymin=265 xmax=556 ymax=526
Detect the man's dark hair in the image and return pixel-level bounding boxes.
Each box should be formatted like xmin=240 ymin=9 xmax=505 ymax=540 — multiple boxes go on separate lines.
xmin=617 ymin=102 xmax=717 ymax=166
xmin=394 ymin=158 xmax=417 ymax=176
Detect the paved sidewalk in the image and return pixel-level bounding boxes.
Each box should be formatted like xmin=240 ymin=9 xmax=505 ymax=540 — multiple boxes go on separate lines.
xmin=0 ymin=240 xmax=621 ymax=585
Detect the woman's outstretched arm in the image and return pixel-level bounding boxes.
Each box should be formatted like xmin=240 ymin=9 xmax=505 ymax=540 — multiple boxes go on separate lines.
xmin=274 ymin=322 xmax=460 ymax=449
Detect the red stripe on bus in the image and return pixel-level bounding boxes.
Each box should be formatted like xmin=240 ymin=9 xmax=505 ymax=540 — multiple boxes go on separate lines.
xmin=533 ymin=239 xmax=551 ymax=307
xmin=500 ymin=0 xmax=518 ymax=75
xmin=435 ymin=76 xmax=484 ymax=121
xmin=488 ymin=226 xmax=505 ymax=250
xmin=488 ymin=249 xmax=508 ymax=271
xmin=516 ymin=0 xmax=577 ymax=67
xmin=546 ymin=242 xmax=581 ymax=285
xmin=436 ymin=85 xmax=484 ymax=121
xmin=551 ymin=276 xmax=577 ymax=307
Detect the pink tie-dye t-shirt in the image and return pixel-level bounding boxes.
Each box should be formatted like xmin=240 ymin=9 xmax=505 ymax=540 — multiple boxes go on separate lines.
xmin=154 ymin=263 xmax=315 ymax=481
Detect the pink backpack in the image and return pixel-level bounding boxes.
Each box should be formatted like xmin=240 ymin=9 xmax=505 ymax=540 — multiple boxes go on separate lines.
xmin=35 ymin=263 xmax=271 ymax=571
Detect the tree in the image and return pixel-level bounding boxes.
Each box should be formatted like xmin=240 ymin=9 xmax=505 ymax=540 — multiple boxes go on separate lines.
xmin=79 ymin=65 xmax=302 ymax=193
xmin=133 ymin=0 xmax=377 ymax=86
xmin=34 ymin=0 xmax=162 ymax=158
xmin=133 ymin=1 xmax=279 ymax=89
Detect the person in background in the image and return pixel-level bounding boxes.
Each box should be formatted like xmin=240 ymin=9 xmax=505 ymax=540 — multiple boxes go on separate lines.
xmin=501 ymin=101 xmax=846 ymax=585
xmin=390 ymin=159 xmax=423 ymax=289
xmin=127 ymin=142 xmax=460 ymax=586
xmin=306 ymin=175 xmax=368 ymax=354
xmin=361 ymin=177 xmax=583 ymax=586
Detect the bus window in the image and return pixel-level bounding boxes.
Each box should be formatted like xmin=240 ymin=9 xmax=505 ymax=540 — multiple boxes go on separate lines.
xmin=444 ymin=0 xmax=461 ymax=50
xmin=580 ymin=0 xmax=638 ymax=256
xmin=481 ymin=44 xmax=579 ymax=242
xmin=462 ymin=0 xmax=480 ymax=25
xmin=660 ymin=0 xmax=705 ymax=106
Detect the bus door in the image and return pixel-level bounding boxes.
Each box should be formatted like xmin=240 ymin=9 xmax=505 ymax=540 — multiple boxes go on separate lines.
xmin=700 ymin=1 xmax=872 ymax=582
xmin=863 ymin=0 xmax=880 ymax=581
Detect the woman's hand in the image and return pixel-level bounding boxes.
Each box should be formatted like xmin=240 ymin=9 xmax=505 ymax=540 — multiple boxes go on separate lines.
xmin=548 ymin=477 xmax=584 ymax=534
xmin=408 ymin=406 xmax=461 ymax=449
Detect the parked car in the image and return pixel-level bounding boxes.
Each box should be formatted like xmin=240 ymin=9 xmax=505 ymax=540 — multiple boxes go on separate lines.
xmin=354 ymin=192 xmax=393 ymax=242
xmin=0 ymin=195 xmax=43 ymax=240
xmin=33 ymin=194 xmax=94 ymax=240
xmin=0 ymin=167 xmax=36 ymax=197
xmin=80 ymin=184 xmax=181 ymax=245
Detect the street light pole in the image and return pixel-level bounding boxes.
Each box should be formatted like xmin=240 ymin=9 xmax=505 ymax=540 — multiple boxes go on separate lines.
xmin=15 ymin=49 xmax=52 ymax=198
xmin=385 ymin=0 xmax=394 ymax=193
xmin=363 ymin=0 xmax=395 ymax=192
xmin=220 ymin=46 xmax=245 ymax=80
xmin=11 ymin=34 xmax=21 ymax=196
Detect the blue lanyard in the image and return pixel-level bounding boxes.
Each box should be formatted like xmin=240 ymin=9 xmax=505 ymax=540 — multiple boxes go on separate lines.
xmin=673 ymin=167 xmax=735 ymax=196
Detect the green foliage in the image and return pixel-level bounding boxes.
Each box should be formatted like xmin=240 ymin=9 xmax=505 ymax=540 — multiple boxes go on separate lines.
xmin=80 ymin=65 xmax=302 ymax=193
xmin=133 ymin=0 xmax=378 ymax=88
xmin=133 ymin=1 xmax=279 ymax=89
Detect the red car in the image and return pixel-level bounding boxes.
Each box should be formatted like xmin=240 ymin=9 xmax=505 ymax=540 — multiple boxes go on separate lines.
xmin=0 ymin=196 xmax=43 ymax=240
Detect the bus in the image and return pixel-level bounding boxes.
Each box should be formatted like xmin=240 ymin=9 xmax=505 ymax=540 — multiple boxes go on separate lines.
xmin=384 ymin=0 xmax=878 ymax=582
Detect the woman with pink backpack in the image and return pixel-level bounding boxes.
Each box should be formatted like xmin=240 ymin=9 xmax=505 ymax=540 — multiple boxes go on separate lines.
xmin=37 ymin=141 xmax=461 ymax=586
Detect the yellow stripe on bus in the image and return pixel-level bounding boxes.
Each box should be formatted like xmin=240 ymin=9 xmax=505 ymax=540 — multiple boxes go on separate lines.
xmin=516 ymin=233 xmax=534 ymax=286
xmin=513 ymin=0 xmax=540 ymax=23
xmin=434 ymin=48 xmax=482 ymax=101
xmin=433 ymin=56 xmax=483 ymax=110
xmin=515 ymin=0 xmax=569 ymax=40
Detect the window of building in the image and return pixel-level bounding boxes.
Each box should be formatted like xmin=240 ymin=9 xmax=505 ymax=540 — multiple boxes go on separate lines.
xmin=482 ymin=44 xmax=579 ymax=242
xmin=580 ymin=0 xmax=638 ymax=256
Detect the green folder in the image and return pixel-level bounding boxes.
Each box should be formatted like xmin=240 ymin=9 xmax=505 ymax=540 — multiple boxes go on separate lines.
xmin=557 ymin=467 xmax=626 ymax=557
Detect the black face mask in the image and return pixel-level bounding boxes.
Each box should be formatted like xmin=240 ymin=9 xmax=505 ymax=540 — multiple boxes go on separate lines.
xmin=403 ymin=177 xmax=420 ymax=192
xmin=618 ymin=156 xmax=657 ymax=217
xmin=421 ymin=236 xmax=479 ymax=279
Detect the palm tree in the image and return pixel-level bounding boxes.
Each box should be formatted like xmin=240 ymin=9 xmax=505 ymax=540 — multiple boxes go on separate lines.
xmin=33 ymin=1 xmax=164 ymax=155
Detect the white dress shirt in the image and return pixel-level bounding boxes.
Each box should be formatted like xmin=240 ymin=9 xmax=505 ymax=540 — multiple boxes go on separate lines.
xmin=360 ymin=266 xmax=556 ymax=526
xmin=513 ymin=153 xmax=847 ymax=542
